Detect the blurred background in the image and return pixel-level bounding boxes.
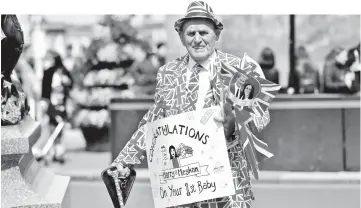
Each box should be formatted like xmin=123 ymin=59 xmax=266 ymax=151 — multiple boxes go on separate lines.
xmin=2 ymin=14 xmax=360 ymax=208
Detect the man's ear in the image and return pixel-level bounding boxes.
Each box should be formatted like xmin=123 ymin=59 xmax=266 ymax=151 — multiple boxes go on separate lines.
xmin=178 ymin=32 xmax=186 ymax=46
xmin=215 ymin=29 xmax=221 ymax=41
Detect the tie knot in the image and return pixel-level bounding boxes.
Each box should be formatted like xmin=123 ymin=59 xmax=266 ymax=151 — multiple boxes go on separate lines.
xmin=193 ymin=64 xmax=203 ymax=72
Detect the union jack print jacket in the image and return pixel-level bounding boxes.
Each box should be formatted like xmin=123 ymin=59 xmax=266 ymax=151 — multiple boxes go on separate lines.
xmin=112 ymin=49 xmax=269 ymax=168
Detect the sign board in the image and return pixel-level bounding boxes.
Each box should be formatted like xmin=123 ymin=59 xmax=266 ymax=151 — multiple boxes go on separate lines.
xmin=145 ymin=107 xmax=235 ymax=208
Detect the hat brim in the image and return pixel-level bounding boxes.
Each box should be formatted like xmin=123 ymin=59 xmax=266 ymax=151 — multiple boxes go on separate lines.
xmin=174 ymin=16 xmax=223 ymax=32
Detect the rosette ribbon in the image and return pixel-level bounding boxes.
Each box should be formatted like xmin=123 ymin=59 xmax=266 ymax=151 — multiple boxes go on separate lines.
xmin=217 ymin=53 xmax=281 ymax=180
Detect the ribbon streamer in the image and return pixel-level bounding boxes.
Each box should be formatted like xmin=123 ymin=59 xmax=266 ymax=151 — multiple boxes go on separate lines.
xmin=234 ymin=108 xmax=274 ymax=180
xmin=225 ymin=53 xmax=280 ymax=180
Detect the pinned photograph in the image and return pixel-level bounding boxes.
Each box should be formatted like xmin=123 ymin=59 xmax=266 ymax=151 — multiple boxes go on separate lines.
xmin=228 ymin=70 xmax=261 ymax=111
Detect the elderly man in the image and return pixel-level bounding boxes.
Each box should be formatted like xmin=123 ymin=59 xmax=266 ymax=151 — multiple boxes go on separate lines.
xmin=110 ymin=1 xmax=266 ymax=208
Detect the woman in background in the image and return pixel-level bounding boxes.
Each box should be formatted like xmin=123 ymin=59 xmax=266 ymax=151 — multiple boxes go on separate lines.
xmin=295 ymin=46 xmax=320 ymax=94
xmin=322 ymin=47 xmax=356 ymax=94
xmin=333 ymin=44 xmax=360 ymax=93
xmin=40 ymin=51 xmax=74 ymax=164
xmin=258 ymin=47 xmax=279 ymax=84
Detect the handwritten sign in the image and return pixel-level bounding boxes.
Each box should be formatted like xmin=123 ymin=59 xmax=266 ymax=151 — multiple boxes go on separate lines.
xmin=145 ymin=107 xmax=235 ymax=208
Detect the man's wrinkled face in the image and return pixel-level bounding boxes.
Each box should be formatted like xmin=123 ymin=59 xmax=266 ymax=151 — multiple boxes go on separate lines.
xmin=179 ymin=18 xmax=220 ymax=63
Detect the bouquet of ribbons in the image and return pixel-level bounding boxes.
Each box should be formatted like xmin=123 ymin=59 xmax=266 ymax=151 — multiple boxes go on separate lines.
xmin=218 ymin=53 xmax=281 ymax=179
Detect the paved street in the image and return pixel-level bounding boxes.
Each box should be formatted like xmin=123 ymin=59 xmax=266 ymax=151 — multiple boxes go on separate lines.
xmin=65 ymin=180 xmax=360 ymax=208
xmin=48 ymin=129 xmax=360 ymax=208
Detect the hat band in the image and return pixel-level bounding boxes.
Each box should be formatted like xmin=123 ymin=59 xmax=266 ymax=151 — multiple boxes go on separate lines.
xmin=184 ymin=12 xmax=214 ymax=20
xmin=185 ymin=8 xmax=214 ymax=17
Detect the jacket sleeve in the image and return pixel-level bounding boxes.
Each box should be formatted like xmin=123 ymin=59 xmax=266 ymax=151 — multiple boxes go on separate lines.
xmin=111 ymin=65 xmax=165 ymax=167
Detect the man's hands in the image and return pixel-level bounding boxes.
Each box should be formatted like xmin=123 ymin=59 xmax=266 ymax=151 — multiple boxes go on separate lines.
xmin=114 ymin=163 xmax=131 ymax=178
xmin=213 ymin=103 xmax=235 ymax=142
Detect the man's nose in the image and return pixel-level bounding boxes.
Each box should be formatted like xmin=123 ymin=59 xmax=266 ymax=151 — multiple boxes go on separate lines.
xmin=194 ymin=33 xmax=202 ymax=43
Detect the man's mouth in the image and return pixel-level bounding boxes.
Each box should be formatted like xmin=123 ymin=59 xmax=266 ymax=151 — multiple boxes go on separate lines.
xmin=193 ymin=46 xmax=205 ymax=50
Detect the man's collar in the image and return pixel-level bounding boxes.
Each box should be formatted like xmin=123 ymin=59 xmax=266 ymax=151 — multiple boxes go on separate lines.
xmin=187 ymin=50 xmax=217 ymax=70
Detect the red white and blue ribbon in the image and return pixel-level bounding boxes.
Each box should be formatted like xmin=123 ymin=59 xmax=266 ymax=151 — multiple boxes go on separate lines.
xmin=218 ymin=53 xmax=281 ymax=179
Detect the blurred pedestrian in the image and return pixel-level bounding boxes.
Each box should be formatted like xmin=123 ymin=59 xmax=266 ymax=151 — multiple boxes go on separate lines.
xmin=323 ymin=46 xmax=360 ymax=94
xmin=156 ymin=42 xmax=167 ymax=66
xmin=295 ymin=46 xmax=320 ymax=94
xmin=40 ymin=50 xmax=74 ymax=164
xmin=63 ymin=44 xmax=75 ymax=72
xmin=258 ymin=47 xmax=279 ymax=84
xmin=131 ymin=48 xmax=159 ymax=96
xmin=334 ymin=44 xmax=360 ymax=93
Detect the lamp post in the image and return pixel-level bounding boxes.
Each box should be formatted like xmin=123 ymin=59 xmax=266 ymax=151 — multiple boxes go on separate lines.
xmin=288 ymin=14 xmax=299 ymax=94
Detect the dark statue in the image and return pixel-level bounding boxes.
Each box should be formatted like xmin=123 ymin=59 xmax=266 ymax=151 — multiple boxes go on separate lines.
xmin=1 ymin=15 xmax=29 ymax=125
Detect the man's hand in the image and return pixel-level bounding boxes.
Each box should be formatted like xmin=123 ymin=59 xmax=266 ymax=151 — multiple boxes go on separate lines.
xmin=214 ymin=103 xmax=235 ymax=142
xmin=115 ymin=163 xmax=131 ymax=178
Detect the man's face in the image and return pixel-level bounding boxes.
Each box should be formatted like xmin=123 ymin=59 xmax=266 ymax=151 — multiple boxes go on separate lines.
xmin=236 ymin=79 xmax=244 ymax=88
xmin=179 ymin=18 xmax=220 ymax=63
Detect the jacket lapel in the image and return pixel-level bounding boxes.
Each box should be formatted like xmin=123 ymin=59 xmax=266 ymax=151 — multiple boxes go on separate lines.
xmin=164 ymin=55 xmax=189 ymax=116
xmin=202 ymin=50 xmax=222 ymax=108
xmin=164 ymin=50 xmax=234 ymax=114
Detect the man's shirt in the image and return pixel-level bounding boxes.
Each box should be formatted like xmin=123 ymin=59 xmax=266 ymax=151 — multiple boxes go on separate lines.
xmin=186 ymin=51 xmax=217 ymax=110
xmin=185 ymin=50 xmax=265 ymax=110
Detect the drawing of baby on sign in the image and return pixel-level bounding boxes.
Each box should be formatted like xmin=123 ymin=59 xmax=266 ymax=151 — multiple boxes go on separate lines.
xmin=145 ymin=107 xmax=235 ymax=208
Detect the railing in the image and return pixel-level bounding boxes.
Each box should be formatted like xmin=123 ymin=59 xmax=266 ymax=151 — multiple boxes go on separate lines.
xmin=32 ymin=115 xmax=65 ymax=159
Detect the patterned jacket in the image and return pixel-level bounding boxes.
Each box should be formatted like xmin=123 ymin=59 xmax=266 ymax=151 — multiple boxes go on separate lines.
xmin=112 ymin=49 xmax=269 ymax=208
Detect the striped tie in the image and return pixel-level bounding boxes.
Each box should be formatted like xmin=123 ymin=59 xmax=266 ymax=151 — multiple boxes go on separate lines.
xmin=184 ymin=64 xmax=202 ymax=111
xmin=236 ymin=88 xmax=241 ymax=98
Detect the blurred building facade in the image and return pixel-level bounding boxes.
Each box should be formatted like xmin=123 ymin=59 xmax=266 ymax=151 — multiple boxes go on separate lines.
xmin=17 ymin=15 xmax=360 ymax=89
xmin=164 ymin=15 xmax=360 ymax=88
